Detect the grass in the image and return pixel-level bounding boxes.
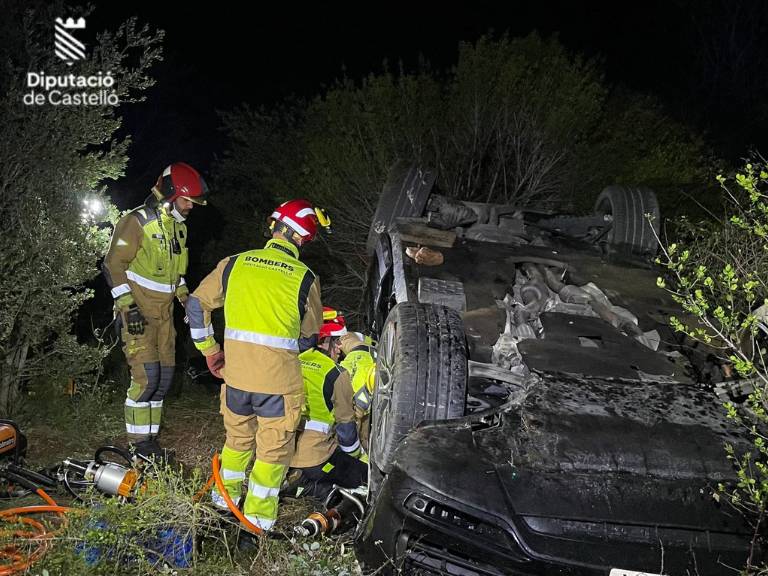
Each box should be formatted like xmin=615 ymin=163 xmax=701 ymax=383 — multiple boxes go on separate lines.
xmin=3 ymin=366 xmax=365 ymax=576
xmin=27 ymin=465 xmax=361 ymax=576
xmin=17 ymin=359 xmax=223 ymax=467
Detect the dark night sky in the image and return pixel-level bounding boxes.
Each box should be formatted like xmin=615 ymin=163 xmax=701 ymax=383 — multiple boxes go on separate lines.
xmin=83 ymin=0 xmax=768 ymax=207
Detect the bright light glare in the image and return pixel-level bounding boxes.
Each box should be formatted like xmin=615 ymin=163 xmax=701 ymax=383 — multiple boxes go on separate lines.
xmin=81 ymin=196 xmax=106 ymax=224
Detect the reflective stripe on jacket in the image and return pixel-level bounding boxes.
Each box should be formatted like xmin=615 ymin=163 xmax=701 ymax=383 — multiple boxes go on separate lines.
xmin=223 ymin=239 xmax=315 ymax=351
xmin=103 ymin=204 xmax=188 ymax=313
xmin=186 ymin=237 xmax=323 ymax=394
xmin=291 ymin=348 xmax=357 ymax=468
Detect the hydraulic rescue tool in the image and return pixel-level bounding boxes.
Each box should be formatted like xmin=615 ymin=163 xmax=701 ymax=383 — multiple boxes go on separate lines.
xmin=0 ymin=420 xmax=144 ymax=501
xmin=0 ymin=421 xmax=150 ymax=575
xmin=294 ymin=485 xmax=367 ymax=538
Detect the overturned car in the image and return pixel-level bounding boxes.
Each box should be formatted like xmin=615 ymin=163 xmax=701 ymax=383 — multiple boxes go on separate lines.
xmin=354 ymin=162 xmax=763 ymax=575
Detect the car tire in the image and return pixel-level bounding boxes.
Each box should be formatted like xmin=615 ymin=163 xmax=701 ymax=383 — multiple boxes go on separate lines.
xmin=594 ymin=186 xmax=660 ymax=255
xmin=369 ymin=303 xmax=467 ymax=489
xmin=366 ymin=162 xmax=436 ymax=255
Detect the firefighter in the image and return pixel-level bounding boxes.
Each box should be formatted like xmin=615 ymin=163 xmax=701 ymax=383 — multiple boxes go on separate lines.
xmin=186 ymin=199 xmax=328 ymax=532
xmin=355 ymin=363 xmax=377 ymax=452
xmin=103 ymin=162 xmax=208 ymax=458
xmin=289 ymin=310 xmax=367 ymax=499
xmin=327 ymin=308 xmax=377 ymax=451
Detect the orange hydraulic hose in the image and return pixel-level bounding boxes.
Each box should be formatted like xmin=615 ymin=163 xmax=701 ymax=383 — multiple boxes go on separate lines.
xmin=0 ymin=530 xmax=41 ymax=539
xmin=0 ymin=487 xmax=71 ymax=575
xmin=208 ymin=453 xmax=263 ymax=536
xmin=2 ymin=455 xmax=268 ymax=575
xmin=0 ymin=505 xmax=70 ymax=518
xmin=192 ymin=473 xmax=215 ymax=503
xmin=34 ymin=489 xmax=58 ymax=508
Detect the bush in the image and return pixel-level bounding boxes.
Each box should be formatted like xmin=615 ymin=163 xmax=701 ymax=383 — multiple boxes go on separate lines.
xmin=0 ymin=4 xmax=163 ymax=415
xmin=656 ymin=157 xmax=768 ymax=572
xmin=26 ymin=464 xmax=359 ymax=576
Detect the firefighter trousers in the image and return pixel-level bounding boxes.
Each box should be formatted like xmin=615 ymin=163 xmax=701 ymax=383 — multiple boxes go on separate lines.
xmin=212 ymin=384 xmax=303 ymax=532
xmin=119 ymin=310 xmax=176 ymax=443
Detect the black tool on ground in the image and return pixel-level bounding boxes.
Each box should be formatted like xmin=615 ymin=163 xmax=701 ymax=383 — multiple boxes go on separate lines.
xmin=0 ymin=419 xmax=55 ymax=498
xmin=294 ymin=485 xmax=367 ymax=538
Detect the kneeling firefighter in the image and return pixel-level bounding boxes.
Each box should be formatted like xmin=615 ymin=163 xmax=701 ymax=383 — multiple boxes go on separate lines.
xmin=327 ymin=308 xmax=377 ymax=451
xmin=288 ymin=309 xmax=367 ymax=500
xmin=186 ymin=200 xmax=328 ymax=532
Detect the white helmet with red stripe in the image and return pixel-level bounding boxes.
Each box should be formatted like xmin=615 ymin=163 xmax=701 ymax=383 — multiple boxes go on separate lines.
xmin=269 ymin=199 xmax=331 ymax=245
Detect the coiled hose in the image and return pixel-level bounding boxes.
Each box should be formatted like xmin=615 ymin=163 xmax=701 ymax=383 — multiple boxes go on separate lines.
xmin=0 ymin=488 xmax=70 ymax=576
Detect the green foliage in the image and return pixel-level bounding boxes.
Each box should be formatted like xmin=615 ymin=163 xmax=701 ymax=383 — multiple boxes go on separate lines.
xmin=18 ymin=367 xmax=126 ymax=459
xmin=570 ymin=88 xmax=715 ymax=212
xmin=208 ymin=104 xmax=306 ymax=270
xmin=30 ymin=464 xmax=228 ymax=575
xmin=656 ymin=157 xmax=768 ymax=572
xmin=0 ymin=4 xmax=163 ymax=415
xmin=30 ymin=465 xmax=359 ymax=576
xmin=213 ymin=33 xmax=711 ymax=311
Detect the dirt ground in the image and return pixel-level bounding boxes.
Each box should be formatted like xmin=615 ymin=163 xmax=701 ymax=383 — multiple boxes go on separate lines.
xmin=7 ymin=369 xmax=365 ymax=576
xmin=20 ymin=374 xmax=224 ymax=472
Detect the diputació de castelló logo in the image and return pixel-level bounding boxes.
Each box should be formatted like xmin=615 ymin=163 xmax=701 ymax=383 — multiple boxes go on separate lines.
xmin=23 ymin=16 xmax=119 ymax=106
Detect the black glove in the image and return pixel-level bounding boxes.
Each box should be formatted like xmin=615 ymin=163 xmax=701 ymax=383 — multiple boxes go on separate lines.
xmin=125 ymin=305 xmax=146 ymax=335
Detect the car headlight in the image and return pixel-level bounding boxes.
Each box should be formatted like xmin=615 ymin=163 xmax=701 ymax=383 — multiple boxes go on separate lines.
xmin=403 ymin=492 xmax=525 ymax=558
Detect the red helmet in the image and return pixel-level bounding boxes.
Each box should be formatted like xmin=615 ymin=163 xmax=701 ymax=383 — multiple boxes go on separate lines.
xmin=269 ymin=199 xmax=331 ymax=244
xmin=153 ymin=162 xmax=209 ymax=205
xmin=319 ymin=306 xmax=347 ymax=339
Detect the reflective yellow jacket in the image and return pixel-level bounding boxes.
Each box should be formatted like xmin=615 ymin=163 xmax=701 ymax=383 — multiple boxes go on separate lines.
xmin=187 ymin=237 xmax=322 ymax=395
xmin=291 ymin=348 xmax=357 ymax=468
xmin=103 ymin=204 xmax=188 ymax=318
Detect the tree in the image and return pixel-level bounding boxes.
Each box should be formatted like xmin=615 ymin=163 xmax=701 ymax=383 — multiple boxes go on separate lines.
xmin=0 ymin=3 xmax=163 ymax=415
xmin=213 ymin=33 xmax=711 ymax=314
xmin=206 ymin=104 xmax=304 ymax=271
xmin=568 ymin=87 xmax=716 ymax=212
xmin=656 ymin=158 xmax=768 ymax=572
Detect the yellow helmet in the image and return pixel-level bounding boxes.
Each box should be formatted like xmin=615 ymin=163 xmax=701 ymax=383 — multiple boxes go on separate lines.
xmin=366 ymin=365 xmax=377 ymax=394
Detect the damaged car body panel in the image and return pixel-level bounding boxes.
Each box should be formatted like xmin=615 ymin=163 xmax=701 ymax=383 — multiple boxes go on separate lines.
xmin=359 ymin=390 xmax=751 ymax=575
xmin=355 ymin=163 xmax=762 ymax=574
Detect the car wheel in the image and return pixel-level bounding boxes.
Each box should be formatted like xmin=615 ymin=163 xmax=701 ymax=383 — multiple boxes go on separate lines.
xmin=369 ymin=302 xmax=467 ymax=491
xmin=594 ymin=186 xmax=660 ymax=255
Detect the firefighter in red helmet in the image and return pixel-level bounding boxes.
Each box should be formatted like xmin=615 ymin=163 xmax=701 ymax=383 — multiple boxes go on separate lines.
xmin=103 ymin=162 xmax=209 ymax=459
xmin=187 ymin=199 xmax=331 ymax=532
xmin=287 ymin=308 xmax=367 ymax=500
